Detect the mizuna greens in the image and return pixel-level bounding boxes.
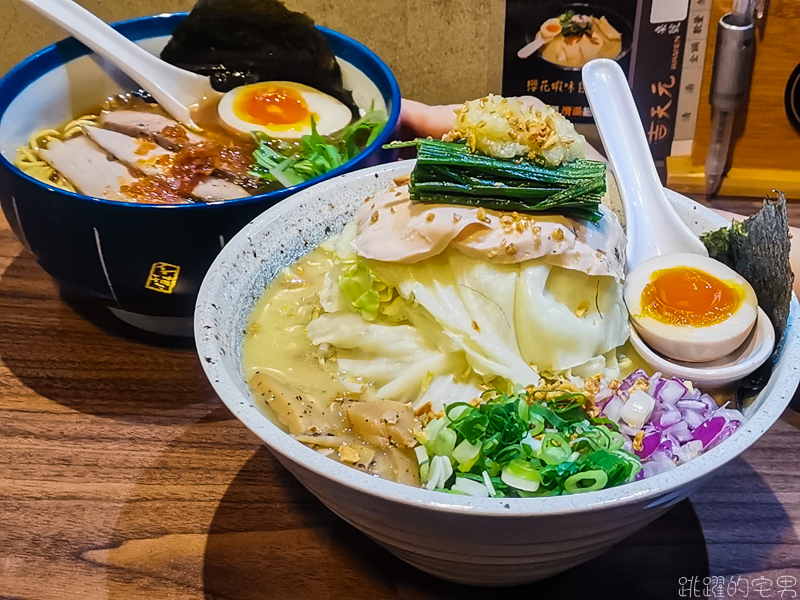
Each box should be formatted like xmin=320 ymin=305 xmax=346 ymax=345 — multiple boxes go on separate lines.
xmin=251 ymin=108 xmax=387 ymax=188
xmin=418 ymin=388 xmax=641 ymax=497
xmin=385 ymin=139 xmax=606 ymax=222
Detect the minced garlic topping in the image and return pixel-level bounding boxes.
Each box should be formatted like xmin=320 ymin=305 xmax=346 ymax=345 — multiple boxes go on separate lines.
xmin=443 ymin=95 xmax=587 ymax=167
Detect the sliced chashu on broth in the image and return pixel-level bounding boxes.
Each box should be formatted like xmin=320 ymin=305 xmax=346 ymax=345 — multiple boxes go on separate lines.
xmin=99 ymin=110 xmax=205 ymax=150
xmin=100 ymin=110 xmax=253 ymax=185
xmin=39 ymin=110 xmax=251 ymax=202
xmin=249 ymin=371 xmax=420 ymax=484
xmin=39 ymin=135 xmax=138 ymax=200
xmin=84 ymin=126 xmax=248 ymax=201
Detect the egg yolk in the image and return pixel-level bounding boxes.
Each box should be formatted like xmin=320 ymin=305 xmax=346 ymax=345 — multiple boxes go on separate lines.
xmin=233 ymin=85 xmax=311 ymax=127
xmin=641 ymin=267 xmax=741 ymax=327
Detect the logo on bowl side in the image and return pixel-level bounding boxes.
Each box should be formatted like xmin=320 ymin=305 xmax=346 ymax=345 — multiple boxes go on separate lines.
xmin=145 ymin=262 xmax=181 ymax=294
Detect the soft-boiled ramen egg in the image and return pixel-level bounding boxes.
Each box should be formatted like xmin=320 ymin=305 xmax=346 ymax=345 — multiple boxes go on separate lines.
xmin=539 ymin=17 xmax=562 ymax=42
xmin=217 ymin=81 xmax=352 ymax=139
xmin=624 ymin=253 xmax=758 ymax=363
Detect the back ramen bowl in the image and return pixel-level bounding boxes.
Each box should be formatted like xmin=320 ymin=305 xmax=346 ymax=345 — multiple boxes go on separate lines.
xmin=195 ymin=160 xmax=800 ymax=586
xmin=523 ymin=2 xmax=634 ymax=71
xmin=0 ymin=13 xmax=400 ymax=336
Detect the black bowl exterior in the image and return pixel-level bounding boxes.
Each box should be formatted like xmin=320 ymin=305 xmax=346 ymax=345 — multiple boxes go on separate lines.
xmin=0 ymin=170 xmax=280 ymax=317
xmin=0 ymin=14 xmax=400 ymax=326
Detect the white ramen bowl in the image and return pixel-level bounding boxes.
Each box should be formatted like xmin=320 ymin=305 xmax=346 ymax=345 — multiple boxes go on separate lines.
xmin=195 ymin=160 xmax=800 ymax=586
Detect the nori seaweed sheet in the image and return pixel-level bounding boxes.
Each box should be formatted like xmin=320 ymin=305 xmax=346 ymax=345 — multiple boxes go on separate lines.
xmin=700 ymin=193 xmax=795 ymax=406
xmin=161 ymin=0 xmax=358 ymax=114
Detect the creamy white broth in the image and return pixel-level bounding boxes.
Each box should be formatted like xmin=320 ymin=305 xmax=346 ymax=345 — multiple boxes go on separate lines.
xmin=243 ymin=245 xmax=345 ymax=398
xmin=242 ymin=244 xmax=421 ymax=485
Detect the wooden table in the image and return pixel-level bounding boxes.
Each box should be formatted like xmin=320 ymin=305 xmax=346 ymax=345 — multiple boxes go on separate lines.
xmin=1 ymin=199 xmax=799 ymax=600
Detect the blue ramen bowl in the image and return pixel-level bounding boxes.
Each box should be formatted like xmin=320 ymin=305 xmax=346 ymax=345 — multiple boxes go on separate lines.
xmin=0 ymin=13 xmax=400 ymax=336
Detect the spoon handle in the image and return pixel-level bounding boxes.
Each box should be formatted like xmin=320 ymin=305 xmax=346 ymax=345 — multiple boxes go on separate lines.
xmin=19 ymin=0 xmax=215 ymax=126
xmin=517 ymin=37 xmax=545 ymax=59
xmin=582 ymin=59 xmax=707 ymax=270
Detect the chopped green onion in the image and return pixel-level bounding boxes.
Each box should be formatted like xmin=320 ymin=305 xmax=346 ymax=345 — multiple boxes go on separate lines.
xmin=430 ymin=427 xmax=457 ymax=456
xmin=540 ymin=432 xmax=571 ymax=465
xmin=453 ymin=438 xmax=482 ymax=471
xmin=564 ymin=470 xmax=609 ymax=494
xmin=418 ymin=388 xmax=643 ymax=497
xmin=501 ymin=459 xmax=541 ymax=492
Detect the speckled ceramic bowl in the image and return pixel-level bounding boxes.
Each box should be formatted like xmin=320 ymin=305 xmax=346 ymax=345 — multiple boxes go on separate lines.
xmin=195 ymin=160 xmax=800 ymax=586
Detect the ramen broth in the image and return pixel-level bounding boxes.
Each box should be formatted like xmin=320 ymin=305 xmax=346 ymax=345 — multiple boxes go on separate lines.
xmin=242 ymin=244 xmax=421 ymax=485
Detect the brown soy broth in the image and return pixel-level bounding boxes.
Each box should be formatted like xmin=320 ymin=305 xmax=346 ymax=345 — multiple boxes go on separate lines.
xmin=191 ymin=95 xmax=253 ymax=146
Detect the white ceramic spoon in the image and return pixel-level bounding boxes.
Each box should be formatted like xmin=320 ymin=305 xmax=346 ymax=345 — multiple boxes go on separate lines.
xmin=582 ymin=59 xmax=774 ymax=387
xmin=582 ymin=59 xmax=708 ymax=268
xmin=20 ymin=0 xmax=222 ymax=128
xmin=517 ymin=37 xmax=546 ymax=59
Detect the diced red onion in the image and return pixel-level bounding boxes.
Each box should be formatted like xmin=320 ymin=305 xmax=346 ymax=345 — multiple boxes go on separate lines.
xmin=655 ymin=379 xmax=687 ymax=405
xmin=700 ymin=394 xmax=718 ymax=413
xmin=602 ymin=396 xmax=625 ymax=423
xmin=608 ymin=372 xmax=747 ymax=478
xmin=620 ymin=369 xmax=648 ymax=391
xmin=659 ymin=407 xmax=683 ymax=428
xmin=643 ymin=423 xmax=660 ymax=437
xmin=706 ymin=420 xmax=741 ymax=450
xmin=675 ymin=440 xmax=704 ymax=464
xmin=618 ymin=423 xmax=641 ymax=436
xmin=691 ymin=416 xmax=725 ymax=448
xmin=648 ymin=372 xmax=663 ymax=395
xmin=655 ymin=437 xmax=679 ymax=459
xmin=664 ymin=420 xmax=693 ymax=443
xmin=684 ymin=388 xmax=702 ymax=401
xmin=595 ymin=389 xmax=614 ymax=406
xmin=642 ymin=450 xmax=677 ymax=477
xmin=635 ymin=431 xmax=661 ymax=460
xmin=683 ymin=408 xmax=706 ymax=430
xmin=713 ymin=404 xmax=745 ymax=424
xmin=649 ymin=408 xmax=666 ymax=429
xmin=677 ymin=399 xmax=707 ymax=412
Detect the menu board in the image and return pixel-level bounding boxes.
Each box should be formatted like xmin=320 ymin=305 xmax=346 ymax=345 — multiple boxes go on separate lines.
xmin=502 ymin=0 xmax=704 ymax=166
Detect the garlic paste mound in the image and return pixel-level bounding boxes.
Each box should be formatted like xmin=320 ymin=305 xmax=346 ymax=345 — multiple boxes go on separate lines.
xmin=443 ymin=94 xmax=587 ymax=167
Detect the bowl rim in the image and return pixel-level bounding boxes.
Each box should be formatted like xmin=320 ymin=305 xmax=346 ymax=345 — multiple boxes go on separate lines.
xmin=0 ymin=12 xmax=401 ymax=211
xmin=195 ymin=160 xmax=800 ymax=517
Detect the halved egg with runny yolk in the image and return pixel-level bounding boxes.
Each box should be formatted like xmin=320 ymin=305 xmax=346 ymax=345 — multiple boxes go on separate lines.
xmin=624 ymin=253 xmax=758 ymax=363
xmin=539 ymin=18 xmax=562 ymax=42
xmin=217 ymin=81 xmax=352 ymax=139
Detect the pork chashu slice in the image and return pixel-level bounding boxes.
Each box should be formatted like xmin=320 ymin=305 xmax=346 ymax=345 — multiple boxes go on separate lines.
xmin=84 ymin=126 xmax=248 ymax=201
xmin=39 ymin=135 xmax=137 ymax=201
xmin=99 ymin=110 xmax=204 ymax=150
xmin=84 ymin=125 xmax=171 ymax=176
xmin=352 ymin=185 xmax=626 ymax=279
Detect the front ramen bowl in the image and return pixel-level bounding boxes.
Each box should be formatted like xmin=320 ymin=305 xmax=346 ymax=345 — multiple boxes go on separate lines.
xmin=195 ymin=160 xmax=800 ymax=585
xmin=0 ymin=13 xmax=400 ymax=336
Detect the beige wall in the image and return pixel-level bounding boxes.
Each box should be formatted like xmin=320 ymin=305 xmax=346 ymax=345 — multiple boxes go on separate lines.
xmin=0 ymin=0 xmax=505 ymax=105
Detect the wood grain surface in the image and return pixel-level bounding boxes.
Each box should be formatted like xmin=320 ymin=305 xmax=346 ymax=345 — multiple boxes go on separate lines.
xmin=691 ymin=0 xmax=800 ymax=172
xmin=0 ymin=200 xmax=799 ymax=600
